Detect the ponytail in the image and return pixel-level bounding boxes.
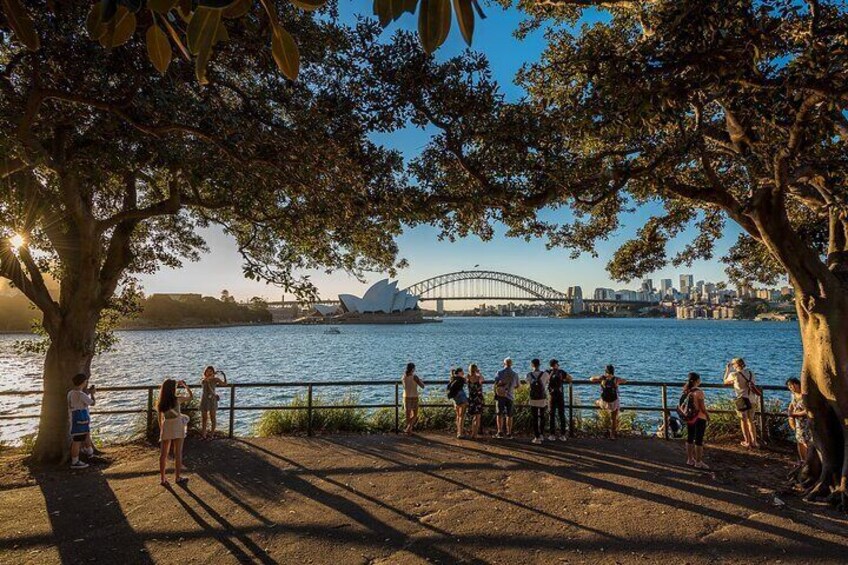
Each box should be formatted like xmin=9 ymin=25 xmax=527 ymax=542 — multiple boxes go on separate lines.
xmin=685 ymin=371 xmax=701 ymax=392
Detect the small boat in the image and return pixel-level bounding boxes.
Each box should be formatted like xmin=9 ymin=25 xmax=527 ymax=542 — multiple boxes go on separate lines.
xmin=324 ymin=327 xmax=341 ymax=334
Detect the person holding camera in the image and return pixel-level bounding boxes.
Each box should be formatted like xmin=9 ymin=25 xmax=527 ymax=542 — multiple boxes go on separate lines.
xmin=723 ymin=358 xmax=760 ymax=449
xmin=158 ymin=378 xmax=193 ymax=486
xmin=68 ymin=373 xmax=96 ymax=469
xmin=200 ymin=365 xmax=227 ymax=440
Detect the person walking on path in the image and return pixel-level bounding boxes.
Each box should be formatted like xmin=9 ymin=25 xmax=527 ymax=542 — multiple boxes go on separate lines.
xmin=527 ymin=359 xmax=550 ymax=444
xmin=200 ymin=366 xmax=227 ymax=440
xmin=723 ymin=358 xmax=760 ymax=448
xmin=493 ymin=358 xmax=521 ymax=439
xmin=591 ymin=365 xmax=627 ymax=439
xmin=158 ymin=378 xmax=193 ymax=486
xmin=679 ymin=372 xmax=710 ymax=469
xmin=401 ymin=363 xmax=426 ymax=434
xmin=786 ymin=377 xmax=811 ymax=463
xmin=447 ymin=368 xmax=469 ymax=439
xmin=466 ymin=364 xmax=485 ymax=439
xmin=68 ymin=373 xmax=96 ymax=469
xmin=547 ymin=359 xmax=571 ymax=441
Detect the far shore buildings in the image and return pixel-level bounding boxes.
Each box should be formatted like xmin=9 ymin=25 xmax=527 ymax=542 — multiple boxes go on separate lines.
xmin=310 ymin=279 xmax=425 ymax=323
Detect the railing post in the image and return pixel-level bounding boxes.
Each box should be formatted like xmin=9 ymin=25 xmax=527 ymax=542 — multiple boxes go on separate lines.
xmin=228 ymin=384 xmax=236 ymax=439
xmin=394 ymin=383 xmax=400 ymax=434
xmin=307 ymin=384 xmax=313 ymax=437
xmin=568 ymin=382 xmax=574 ymax=437
xmin=758 ymin=390 xmax=767 ymax=443
xmin=146 ymin=387 xmax=154 ymax=438
xmin=661 ymin=385 xmax=669 ymax=440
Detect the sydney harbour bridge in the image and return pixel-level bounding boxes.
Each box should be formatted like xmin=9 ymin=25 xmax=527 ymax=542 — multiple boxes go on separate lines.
xmin=270 ymin=270 xmax=657 ymax=314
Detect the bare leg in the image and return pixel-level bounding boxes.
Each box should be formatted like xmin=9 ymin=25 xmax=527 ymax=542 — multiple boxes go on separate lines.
xmin=201 ymin=411 xmax=208 ymax=439
xmin=174 ymin=438 xmax=184 ymax=481
xmin=686 ymin=443 xmax=695 ymax=464
xmin=210 ymin=409 xmax=217 ymax=436
xmin=159 ymin=439 xmax=171 ymax=484
xmin=695 ymin=445 xmax=705 ymax=464
xmin=71 ymin=440 xmax=81 ymax=462
xmin=507 ymin=416 xmax=513 ymax=436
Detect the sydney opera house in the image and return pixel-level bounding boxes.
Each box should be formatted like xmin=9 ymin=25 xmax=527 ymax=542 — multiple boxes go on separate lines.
xmin=310 ymin=279 xmax=431 ymax=323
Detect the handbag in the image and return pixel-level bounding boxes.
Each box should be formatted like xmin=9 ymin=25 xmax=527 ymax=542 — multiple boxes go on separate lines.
xmin=734 ymin=396 xmax=752 ymax=411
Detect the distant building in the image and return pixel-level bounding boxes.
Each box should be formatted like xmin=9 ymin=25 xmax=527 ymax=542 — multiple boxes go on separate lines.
xmin=641 ymin=279 xmax=654 ymax=293
xmin=679 ymin=274 xmax=694 ymax=295
xmin=594 ymin=287 xmax=616 ymax=300
xmin=660 ymin=279 xmax=673 ymax=297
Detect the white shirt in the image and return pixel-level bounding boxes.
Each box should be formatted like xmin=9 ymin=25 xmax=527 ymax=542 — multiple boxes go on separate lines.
xmin=67 ymin=389 xmax=94 ymax=412
xmin=730 ymin=369 xmax=755 ymax=399
xmin=401 ymin=373 xmax=421 ymax=398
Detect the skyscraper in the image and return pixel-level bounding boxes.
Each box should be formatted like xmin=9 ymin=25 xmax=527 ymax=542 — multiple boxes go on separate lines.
xmin=660 ymin=279 xmax=673 ymax=296
xmin=641 ymin=279 xmax=654 ymax=293
xmin=680 ymin=274 xmax=694 ymax=295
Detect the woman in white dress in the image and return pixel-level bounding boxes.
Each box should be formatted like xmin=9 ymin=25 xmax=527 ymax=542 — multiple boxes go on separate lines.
xmin=158 ymin=378 xmax=193 ymax=486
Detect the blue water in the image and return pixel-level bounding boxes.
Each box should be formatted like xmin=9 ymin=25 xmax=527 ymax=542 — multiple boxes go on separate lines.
xmin=0 ymin=318 xmax=803 ymax=441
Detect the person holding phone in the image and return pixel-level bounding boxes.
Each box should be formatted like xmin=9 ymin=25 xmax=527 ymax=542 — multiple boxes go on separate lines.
xmin=200 ymin=366 xmax=227 ymax=440
xmin=158 ymin=378 xmax=193 ymax=486
xmin=68 ymin=373 xmax=96 ymax=469
xmin=723 ymin=358 xmax=759 ymax=449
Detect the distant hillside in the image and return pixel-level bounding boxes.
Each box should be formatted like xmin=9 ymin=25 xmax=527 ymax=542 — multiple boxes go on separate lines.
xmin=0 ymin=293 xmax=272 ymax=333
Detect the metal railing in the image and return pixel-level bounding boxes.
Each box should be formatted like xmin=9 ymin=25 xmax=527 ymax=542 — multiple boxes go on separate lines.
xmin=0 ymin=380 xmax=790 ymax=440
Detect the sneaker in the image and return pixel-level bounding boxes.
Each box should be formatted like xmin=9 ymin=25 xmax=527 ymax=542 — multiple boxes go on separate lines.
xmin=694 ymin=461 xmax=711 ymax=470
xmin=494 ymin=433 xmax=503 ymax=439
xmin=70 ymin=460 xmax=89 ymax=469
xmin=547 ymin=435 xmax=557 ymax=441
xmin=559 ymin=435 xmax=568 ymax=442
xmin=82 ymin=447 xmax=94 ymax=457
xmin=506 ymin=433 xmax=514 ymax=440
xmin=531 ymin=437 xmax=542 ymax=445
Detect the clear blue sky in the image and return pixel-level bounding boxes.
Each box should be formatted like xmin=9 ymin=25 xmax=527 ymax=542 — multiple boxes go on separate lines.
xmin=137 ymin=2 xmax=742 ymax=302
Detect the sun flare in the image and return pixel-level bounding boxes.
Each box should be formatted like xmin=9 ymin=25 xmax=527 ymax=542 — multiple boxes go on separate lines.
xmin=9 ymin=234 xmax=26 ymax=250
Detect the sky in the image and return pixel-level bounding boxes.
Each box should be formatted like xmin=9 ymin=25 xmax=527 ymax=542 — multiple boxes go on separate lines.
xmin=137 ymin=2 xmax=744 ymax=303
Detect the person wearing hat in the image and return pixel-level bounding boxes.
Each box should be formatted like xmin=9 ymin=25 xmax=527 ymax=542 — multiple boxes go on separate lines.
xmin=493 ymin=357 xmax=521 ymax=438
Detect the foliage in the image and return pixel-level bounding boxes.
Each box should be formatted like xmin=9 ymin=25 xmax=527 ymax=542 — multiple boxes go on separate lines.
xmin=0 ymin=0 xmax=476 ymax=81
xmin=701 ymin=397 xmax=791 ymax=443
xmin=733 ymin=298 xmax=771 ymax=321
xmin=254 ymin=393 xmax=371 ymax=435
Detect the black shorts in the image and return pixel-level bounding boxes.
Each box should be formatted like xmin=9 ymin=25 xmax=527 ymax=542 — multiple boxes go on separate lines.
xmin=496 ymin=397 xmax=514 ymax=417
xmin=686 ymin=419 xmax=707 ymax=446
xmin=72 ymin=433 xmax=89 ymax=443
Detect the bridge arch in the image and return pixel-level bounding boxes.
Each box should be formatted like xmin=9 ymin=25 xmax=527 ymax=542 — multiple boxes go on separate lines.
xmin=403 ymin=270 xmax=572 ymax=304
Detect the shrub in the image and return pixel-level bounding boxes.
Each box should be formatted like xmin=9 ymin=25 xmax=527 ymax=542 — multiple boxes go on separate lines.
xmin=134 ymin=395 xmax=202 ymax=443
xmin=254 ymin=393 xmax=371 ymax=436
xmin=700 ymin=397 xmax=791 ymax=443
xmin=578 ymin=409 xmax=645 ymax=437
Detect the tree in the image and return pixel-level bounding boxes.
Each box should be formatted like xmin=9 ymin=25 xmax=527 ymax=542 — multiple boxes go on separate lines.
xmin=367 ymin=2 xmax=848 ymax=508
xmin=0 ymin=3 xmax=424 ymax=462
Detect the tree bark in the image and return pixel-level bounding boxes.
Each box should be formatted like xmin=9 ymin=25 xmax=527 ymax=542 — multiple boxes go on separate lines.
xmin=795 ymin=287 xmax=848 ymax=510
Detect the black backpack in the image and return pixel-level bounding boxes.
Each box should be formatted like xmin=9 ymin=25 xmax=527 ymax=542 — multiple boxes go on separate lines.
xmin=529 ymin=371 xmax=547 ymax=401
xmin=677 ymin=388 xmax=699 ymax=422
xmin=600 ymin=377 xmax=618 ymax=403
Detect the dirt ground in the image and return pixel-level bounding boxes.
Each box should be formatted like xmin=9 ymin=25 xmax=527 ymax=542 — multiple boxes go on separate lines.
xmin=0 ymin=433 xmax=846 ymax=564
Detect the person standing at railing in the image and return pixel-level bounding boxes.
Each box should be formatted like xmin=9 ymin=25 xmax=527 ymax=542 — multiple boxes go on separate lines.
xmin=786 ymin=377 xmax=811 ymax=463
xmin=68 ymin=373 xmax=96 ymax=470
xmin=527 ymin=359 xmax=550 ymax=445
xmin=679 ymin=372 xmax=710 ymax=469
xmin=200 ymin=366 xmax=227 ymax=440
xmin=447 ymin=367 xmax=469 ymax=439
xmin=590 ymin=365 xmax=627 ymax=440
xmin=401 ymin=363 xmax=426 ymax=434
xmin=723 ymin=358 xmax=760 ymax=449
xmin=158 ymin=378 xmax=192 ymax=486
xmin=494 ymin=357 xmax=520 ymax=439
xmin=466 ymin=364 xmax=485 ymax=439
xmin=547 ymin=359 xmax=571 ymax=441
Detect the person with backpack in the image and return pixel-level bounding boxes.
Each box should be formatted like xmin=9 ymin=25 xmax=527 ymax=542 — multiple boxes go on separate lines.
xmin=678 ymin=372 xmax=710 ymax=469
xmin=527 ymin=359 xmax=550 ymax=444
xmin=547 ymin=359 xmax=571 ymax=441
xmin=447 ymin=367 xmax=468 ymax=439
xmin=401 ymin=363 xmax=426 ymax=434
xmin=590 ymin=365 xmax=627 ymax=439
xmin=723 ymin=358 xmax=760 ymax=448
xmin=493 ymin=358 xmax=521 ymax=439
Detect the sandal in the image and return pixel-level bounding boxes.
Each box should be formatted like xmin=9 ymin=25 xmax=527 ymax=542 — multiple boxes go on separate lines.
xmin=175 ymin=477 xmax=189 ymax=485
xmin=160 ymin=479 xmax=170 ymax=487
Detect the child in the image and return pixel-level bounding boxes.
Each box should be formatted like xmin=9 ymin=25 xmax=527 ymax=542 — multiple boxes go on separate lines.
xmin=68 ymin=373 xmax=95 ymax=469
xmin=786 ymin=378 xmax=811 ymax=463
xmin=401 ymin=363 xmax=426 ymax=434
xmin=590 ymin=365 xmax=627 ymax=439
xmin=200 ymin=366 xmax=227 ymax=440
xmin=158 ymin=378 xmax=193 ymax=486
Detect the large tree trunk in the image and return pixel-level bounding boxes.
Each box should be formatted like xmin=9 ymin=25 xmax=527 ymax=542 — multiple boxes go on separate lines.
xmin=31 ymin=312 xmax=97 ymax=464
xmin=795 ymin=288 xmax=848 ymax=510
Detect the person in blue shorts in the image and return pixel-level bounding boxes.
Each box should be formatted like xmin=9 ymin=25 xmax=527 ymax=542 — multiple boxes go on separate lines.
xmin=493 ymin=358 xmax=521 ymax=439
xmin=447 ymin=367 xmax=468 ymax=439
xmin=68 ymin=373 xmax=96 ymax=469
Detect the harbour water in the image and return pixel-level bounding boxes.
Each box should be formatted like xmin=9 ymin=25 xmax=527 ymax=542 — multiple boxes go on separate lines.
xmin=0 ymin=317 xmax=803 ymax=442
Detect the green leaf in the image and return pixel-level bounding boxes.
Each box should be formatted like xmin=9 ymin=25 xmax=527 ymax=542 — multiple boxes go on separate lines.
xmin=1 ymin=0 xmax=40 ymax=50
xmin=147 ymin=0 xmax=178 ymax=13
xmin=418 ymin=0 xmax=450 ymax=55
xmin=99 ymin=6 xmax=137 ymax=48
xmin=289 ymin=0 xmax=326 ymax=11
xmin=452 ymin=0 xmax=473 ymax=46
xmin=271 ymin=25 xmax=299 ymax=80
xmin=146 ymin=24 xmax=172 ymax=75
xmin=223 ymin=0 xmax=252 ymax=18
xmin=187 ymin=6 xmax=223 ymax=83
